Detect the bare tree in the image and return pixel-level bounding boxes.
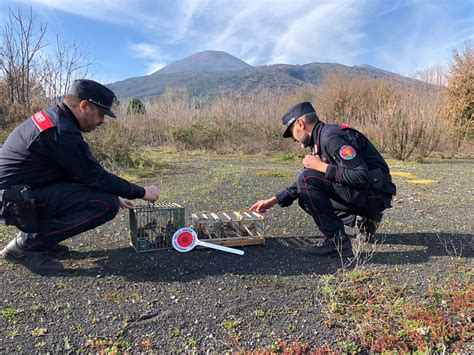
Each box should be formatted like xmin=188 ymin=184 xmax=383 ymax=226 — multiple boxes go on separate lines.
xmin=41 ymin=34 xmax=93 ymax=101
xmin=410 ymin=63 xmax=448 ymax=87
xmin=0 ymin=7 xmax=96 ymax=125
xmin=0 ymin=7 xmax=47 ymax=119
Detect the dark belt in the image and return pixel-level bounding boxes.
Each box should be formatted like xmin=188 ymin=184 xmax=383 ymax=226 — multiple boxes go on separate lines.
xmin=0 ymin=186 xmax=35 ymax=203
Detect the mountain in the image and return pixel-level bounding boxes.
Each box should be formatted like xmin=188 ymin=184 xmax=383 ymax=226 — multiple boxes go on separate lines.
xmin=108 ymin=51 xmax=410 ymax=99
xmin=154 ymin=50 xmax=252 ymax=75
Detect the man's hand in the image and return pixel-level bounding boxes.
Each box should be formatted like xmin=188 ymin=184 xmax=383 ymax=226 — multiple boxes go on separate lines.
xmin=249 ymin=196 xmax=278 ymax=213
xmin=143 ymin=185 xmax=159 ymax=202
xmin=118 ymin=197 xmax=135 ymax=209
xmin=303 ymin=154 xmax=328 ymax=173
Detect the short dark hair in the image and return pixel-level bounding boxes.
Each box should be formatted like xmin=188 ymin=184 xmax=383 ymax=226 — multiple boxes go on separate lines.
xmin=63 ymin=94 xmax=102 ymax=114
xmin=63 ymin=94 xmax=82 ymax=108
xmin=302 ymin=111 xmax=319 ymax=125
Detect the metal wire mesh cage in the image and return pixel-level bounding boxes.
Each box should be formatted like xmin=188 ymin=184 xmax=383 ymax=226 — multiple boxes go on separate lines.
xmin=129 ymin=203 xmax=185 ymax=252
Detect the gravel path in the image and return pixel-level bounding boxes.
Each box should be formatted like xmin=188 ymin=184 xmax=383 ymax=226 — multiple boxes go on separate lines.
xmin=1 ymin=153 xmax=473 ymax=352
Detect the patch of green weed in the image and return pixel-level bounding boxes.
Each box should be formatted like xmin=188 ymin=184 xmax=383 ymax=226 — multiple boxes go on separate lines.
xmin=256 ymin=170 xmax=286 ymax=178
xmin=320 ymin=269 xmax=472 ymax=352
xmin=1 ymin=308 xmax=22 ymax=318
xmin=271 ymin=154 xmax=296 ymax=162
xmin=222 ymin=318 xmax=241 ymax=331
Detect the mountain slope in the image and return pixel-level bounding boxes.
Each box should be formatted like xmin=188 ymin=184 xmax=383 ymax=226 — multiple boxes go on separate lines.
xmin=154 ymin=50 xmax=252 ymax=75
xmin=108 ymin=51 xmax=410 ymax=99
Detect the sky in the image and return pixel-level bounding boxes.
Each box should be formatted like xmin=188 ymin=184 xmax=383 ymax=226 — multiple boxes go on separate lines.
xmin=0 ymin=0 xmax=473 ymax=84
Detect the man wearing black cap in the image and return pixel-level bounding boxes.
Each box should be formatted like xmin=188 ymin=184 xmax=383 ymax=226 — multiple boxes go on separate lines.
xmin=250 ymin=102 xmax=396 ymax=257
xmin=0 ymin=79 xmax=159 ymax=274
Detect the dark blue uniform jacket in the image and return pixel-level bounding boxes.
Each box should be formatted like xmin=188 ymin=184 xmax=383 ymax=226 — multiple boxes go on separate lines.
xmin=0 ymin=103 xmax=145 ymax=199
xmin=276 ymin=121 xmax=396 ymax=207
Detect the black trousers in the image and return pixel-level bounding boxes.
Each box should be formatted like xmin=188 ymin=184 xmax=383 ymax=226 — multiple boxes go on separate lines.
xmin=19 ymin=183 xmax=120 ymax=249
xmin=296 ymin=169 xmax=391 ymax=238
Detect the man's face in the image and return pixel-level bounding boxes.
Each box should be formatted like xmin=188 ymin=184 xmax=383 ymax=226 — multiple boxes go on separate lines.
xmin=291 ymin=118 xmax=311 ymax=148
xmin=77 ymin=101 xmax=105 ymax=132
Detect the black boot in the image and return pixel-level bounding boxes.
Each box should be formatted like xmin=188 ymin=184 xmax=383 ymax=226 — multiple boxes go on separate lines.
xmin=356 ymin=214 xmax=382 ymax=243
xmin=302 ymin=232 xmax=353 ymax=257
xmin=46 ymin=243 xmax=70 ymax=256
xmin=0 ymin=236 xmax=64 ymax=274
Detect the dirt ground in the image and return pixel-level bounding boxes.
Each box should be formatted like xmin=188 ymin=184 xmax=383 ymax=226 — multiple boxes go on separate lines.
xmin=1 ymin=152 xmax=473 ymax=353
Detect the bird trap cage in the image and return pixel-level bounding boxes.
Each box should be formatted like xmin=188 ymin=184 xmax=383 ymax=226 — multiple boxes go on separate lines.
xmin=191 ymin=211 xmax=265 ymax=247
xmin=129 ymin=203 xmax=185 ymax=252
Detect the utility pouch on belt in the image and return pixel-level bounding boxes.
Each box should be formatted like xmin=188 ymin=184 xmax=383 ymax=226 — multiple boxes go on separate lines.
xmin=0 ymin=185 xmax=39 ymax=233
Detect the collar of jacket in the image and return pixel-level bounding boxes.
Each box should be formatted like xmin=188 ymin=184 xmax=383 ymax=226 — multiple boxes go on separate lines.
xmin=309 ymin=120 xmax=325 ymax=155
xmin=58 ymin=102 xmax=81 ymax=129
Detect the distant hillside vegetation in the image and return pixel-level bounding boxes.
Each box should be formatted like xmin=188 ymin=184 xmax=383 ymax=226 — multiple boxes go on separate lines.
xmin=108 ymin=50 xmax=411 ymax=99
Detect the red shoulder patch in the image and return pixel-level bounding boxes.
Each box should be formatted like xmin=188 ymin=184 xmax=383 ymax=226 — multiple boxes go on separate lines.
xmin=339 ymin=123 xmax=351 ymax=129
xmin=31 ymin=110 xmax=54 ymax=132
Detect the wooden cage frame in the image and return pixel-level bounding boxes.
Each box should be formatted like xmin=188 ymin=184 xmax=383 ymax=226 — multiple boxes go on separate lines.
xmin=191 ymin=210 xmax=265 ymax=247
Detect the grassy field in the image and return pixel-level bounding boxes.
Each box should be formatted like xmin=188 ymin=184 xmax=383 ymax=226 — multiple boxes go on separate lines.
xmin=1 ymin=151 xmax=472 ymax=352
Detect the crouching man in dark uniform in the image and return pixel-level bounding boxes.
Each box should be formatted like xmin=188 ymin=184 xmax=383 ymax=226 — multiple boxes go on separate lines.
xmin=250 ymin=102 xmax=396 ymax=257
xmin=0 ymin=79 xmax=159 ymax=274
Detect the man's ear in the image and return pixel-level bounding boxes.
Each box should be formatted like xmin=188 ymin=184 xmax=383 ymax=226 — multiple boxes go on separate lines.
xmin=79 ymin=100 xmax=89 ymax=112
xmin=296 ymin=117 xmax=305 ymax=129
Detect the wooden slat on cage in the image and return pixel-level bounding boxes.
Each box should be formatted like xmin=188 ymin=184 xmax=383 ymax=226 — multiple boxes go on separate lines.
xmin=192 ymin=210 xmax=265 ymax=247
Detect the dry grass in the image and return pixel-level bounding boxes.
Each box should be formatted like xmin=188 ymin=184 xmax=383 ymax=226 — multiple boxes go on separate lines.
xmin=1 ymin=75 xmax=470 ymax=165
xmin=103 ymin=75 xmax=464 ymax=164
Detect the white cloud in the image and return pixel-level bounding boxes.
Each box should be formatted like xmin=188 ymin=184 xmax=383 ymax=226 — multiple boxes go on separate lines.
xmin=172 ymin=0 xmax=209 ymax=41
xmin=25 ymin=0 xmax=175 ymax=33
xmin=14 ymin=0 xmax=370 ymax=68
xmin=243 ymin=55 xmax=259 ymax=66
xmin=202 ymin=0 xmax=311 ymax=63
xmin=130 ymin=42 xmax=161 ymax=59
xmin=23 ymin=0 xmax=212 ymax=47
xmin=145 ymin=61 xmax=167 ymax=74
xmin=270 ymin=1 xmax=366 ymax=65
xmin=129 ymin=42 xmax=167 ymax=74
xmin=9 ymin=0 xmax=473 ymax=75
xmin=197 ymin=0 xmax=368 ymax=66
xmin=371 ymin=2 xmax=474 ymax=74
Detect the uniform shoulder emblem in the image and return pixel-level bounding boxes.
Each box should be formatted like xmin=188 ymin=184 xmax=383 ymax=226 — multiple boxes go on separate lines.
xmin=339 ymin=145 xmax=356 ymax=160
xmin=31 ymin=110 xmax=55 ymax=132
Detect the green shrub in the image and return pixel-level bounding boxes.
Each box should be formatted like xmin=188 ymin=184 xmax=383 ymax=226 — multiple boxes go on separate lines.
xmin=127 ymin=97 xmax=146 ymax=115
xmin=169 ymin=116 xmax=283 ymax=154
xmin=170 ymin=121 xmax=227 ymax=150
xmin=86 ymin=120 xmax=144 ymax=169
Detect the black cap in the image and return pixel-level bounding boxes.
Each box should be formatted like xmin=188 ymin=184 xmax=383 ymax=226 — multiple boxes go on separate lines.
xmin=68 ymin=79 xmax=117 ymax=118
xmin=281 ymin=102 xmax=316 ymax=138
